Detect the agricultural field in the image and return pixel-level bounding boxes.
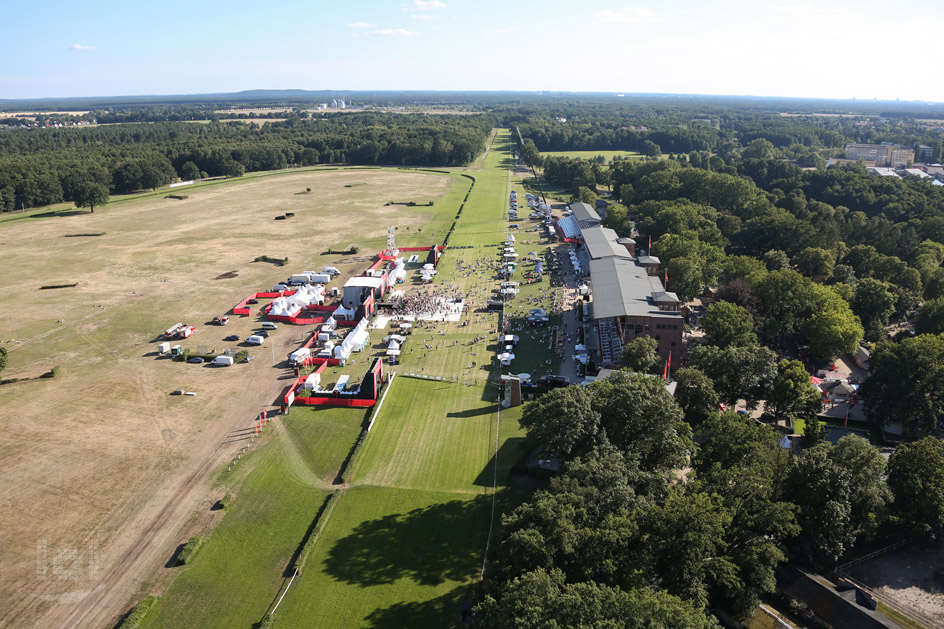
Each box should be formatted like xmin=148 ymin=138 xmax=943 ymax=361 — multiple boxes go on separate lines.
xmin=0 ymin=164 xmax=475 ymax=628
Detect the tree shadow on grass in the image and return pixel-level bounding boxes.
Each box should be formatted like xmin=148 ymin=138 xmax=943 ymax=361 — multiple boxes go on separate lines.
xmin=363 ymin=584 xmax=474 ymax=629
xmin=472 ymin=437 xmax=528 ymax=487
xmin=323 ymin=496 xmax=488 ymax=588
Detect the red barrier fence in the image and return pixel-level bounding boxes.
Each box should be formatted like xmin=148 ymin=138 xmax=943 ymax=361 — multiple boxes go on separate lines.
xmin=293 ymin=397 xmax=376 ymax=408
xmin=232 ymin=290 xmax=299 ymax=316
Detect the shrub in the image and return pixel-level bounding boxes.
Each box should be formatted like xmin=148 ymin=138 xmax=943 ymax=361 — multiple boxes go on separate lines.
xmin=306 ymin=187 xmax=311 ymax=192
xmin=177 ymin=536 xmax=202 ymax=565
xmin=219 ymin=492 xmax=233 ymax=509
xmin=349 ymin=246 xmax=359 ymax=254
xmin=294 ymin=492 xmax=340 ymax=573
xmin=40 ymin=366 xmax=61 ymax=379
xmin=118 ymin=596 xmax=158 ymax=629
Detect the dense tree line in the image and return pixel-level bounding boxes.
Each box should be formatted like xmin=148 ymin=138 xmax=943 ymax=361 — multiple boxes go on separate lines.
xmin=479 ymin=367 xmax=944 ymax=626
xmin=0 ymin=113 xmax=492 ymax=211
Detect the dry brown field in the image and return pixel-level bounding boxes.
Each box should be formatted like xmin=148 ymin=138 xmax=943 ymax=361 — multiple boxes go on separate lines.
xmin=0 ymin=169 xmax=459 ymax=628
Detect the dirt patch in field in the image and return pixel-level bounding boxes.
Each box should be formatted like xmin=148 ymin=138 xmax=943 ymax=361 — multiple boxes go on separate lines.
xmin=846 ymin=544 xmax=944 ymax=627
xmin=0 ymin=168 xmax=459 ymax=628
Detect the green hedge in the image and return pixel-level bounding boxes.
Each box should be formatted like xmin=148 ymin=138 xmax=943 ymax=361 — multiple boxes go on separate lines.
xmin=293 ymin=491 xmax=340 ymax=574
xmin=177 ymin=536 xmax=203 ymax=565
xmin=118 ymin=596 xmax=158 ymax=629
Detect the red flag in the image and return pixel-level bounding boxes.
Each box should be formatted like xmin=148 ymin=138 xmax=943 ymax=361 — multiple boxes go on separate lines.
xmin=662 ymin=358 xmax=668 ymax=380
xmin=664 ymin=269 xmax=668 ymax=285
xmin=667 ymin=352 xmax=672 ymax=374
xmin=648 ymin=235 xmax=652 ymax=251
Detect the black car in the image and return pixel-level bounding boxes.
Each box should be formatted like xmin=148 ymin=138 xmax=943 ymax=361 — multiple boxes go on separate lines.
xmin=247 ymin=298 xmax=259 ymax=304
xmin=224 ymin=335 xmax=240 ymax=341
xmin=188 ymin=357 xmax=205 ymax=364
xmin=255 ymin=330 xmax=269 ymax=338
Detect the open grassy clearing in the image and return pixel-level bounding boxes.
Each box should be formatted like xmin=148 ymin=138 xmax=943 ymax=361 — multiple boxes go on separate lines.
xmin=282 ymin=406 xmax=372 ymax=483
xmin=541 ymin=149 xmax=643 ymax=161
xmin=0 ymin=166 xmax=473 ymax=628
xmin=353 ymin=377 xmax=496 ymax=492
xmin=139 ymin=442 xmax=330 ymax=629
xmin=272 ymin=486 xmax=489 ymax=629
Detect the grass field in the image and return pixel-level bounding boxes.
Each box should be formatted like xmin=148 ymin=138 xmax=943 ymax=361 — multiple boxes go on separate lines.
xmin=272 ymin=486 xmax=489 ymax=628
xmin=140 ymin=445 xmax=331 ymax=629
xmin=541 ymin=149 xmax=643 ymax=161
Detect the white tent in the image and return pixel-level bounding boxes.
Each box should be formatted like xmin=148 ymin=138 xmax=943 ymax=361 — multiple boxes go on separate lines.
xmin=499 ymin=352 xmax=515 ymax=365
xmin=387 ymin=340 xmax=400 ymax=351
xmin=386 ymin=348 xmax=401 ymax=356
xmin=270 ymin=284 xmax=326 ymax=317
xmin=507 ymin=234 xmax=515 ymax=241
xmin=333 ymin=305 xmax=357 ymax=321
xmin=423 ymin=263 xmax=435 ymax=271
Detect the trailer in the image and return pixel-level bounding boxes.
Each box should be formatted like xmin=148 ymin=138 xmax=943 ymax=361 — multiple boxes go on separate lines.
xmin=157 ymin=342 xmax=171 ymax=355
xmin=162 ymin=323 xmax=184 ymax=339
xmin=170 ymin=345 xmax=183 ymax=356
xmin=289 ymin=347 xmax=311 ymax=366
xmin=307 ymin=273 xmax=332 ymax=284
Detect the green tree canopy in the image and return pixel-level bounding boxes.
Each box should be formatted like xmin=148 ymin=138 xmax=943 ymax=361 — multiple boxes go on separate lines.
xmin=620 ymin=336 xmax=659 ymax=373
xmin=915 ymin=297 xmax=944 ymax=335
xmin=851 ymin=278 xmax=896 ymax=340
xmin=829 ymin=435 xmax=890 ymax=540
xmin=886 ymin=437 xmax=944 ymax=544
xmin=688 ymin=344 xmax=777 ymax=408
xmin=672 ymin=367 xmax=720 ymax=425
xmin=784 ymin=442 xmax=854 ymax=569
xmin=71 ymin=181 xmax=109 ymax=213
xmin=767 ymin=359 xmax=822 ymax=424
xmin=861 ymin=334 xmax=944 ymax=438
xmin=519 ymin=385 xmax=600 ymax=458
xmin=701 ymin=301 xmax=757 ymax=348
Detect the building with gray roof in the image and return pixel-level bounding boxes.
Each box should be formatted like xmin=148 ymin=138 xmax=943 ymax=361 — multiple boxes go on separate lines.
xmin=569 ymin=202 xmax=602 ymax=228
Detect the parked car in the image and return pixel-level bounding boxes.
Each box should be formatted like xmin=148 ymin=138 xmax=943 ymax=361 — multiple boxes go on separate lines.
xmin=224 ymin=335 xmax=240 ymax=341
xmin=243 ymin=355 xmax=254 ymax=362
xmin=188 ymin=357 xmax=205 ymax=364
xmin=247 ymin=298 xmax=258 ymax=304
xmin=255 ymin=330 xmax=269 ymax=338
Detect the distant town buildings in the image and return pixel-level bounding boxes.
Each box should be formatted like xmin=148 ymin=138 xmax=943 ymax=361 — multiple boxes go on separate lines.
xmin=845 ymin=142 xmax=915 ymax=168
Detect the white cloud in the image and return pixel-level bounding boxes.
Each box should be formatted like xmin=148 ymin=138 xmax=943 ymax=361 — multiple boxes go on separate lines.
xmin=66 ymin=44 xmax=97 ymax=52
xmin=347 ymin=22 xmax=373 ymax=28
xmin=404 ymin=0 xmax=446 ymax=11
xmin=483 ymin=26 xmax=521 ymax=35
xmin=592 ymin=7 xmax=658 ymax=24
xmin=350 ymin=28 xmax=416 ymax=38
xmin=411 ymin=13 xmax=435 ymax=19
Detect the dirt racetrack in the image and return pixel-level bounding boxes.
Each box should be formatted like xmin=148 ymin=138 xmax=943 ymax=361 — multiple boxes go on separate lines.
xmin=0 ymin=169 xmax=456 ymax=628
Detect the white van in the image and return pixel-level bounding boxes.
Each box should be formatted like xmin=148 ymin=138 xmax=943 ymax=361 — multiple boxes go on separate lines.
xmin=261 ymin=322 xmax=278 ymax=330
xmin=246 ymin=335 xmax=265 ymax=345
xmin=211 ymin=355 xmax=234 ymax=366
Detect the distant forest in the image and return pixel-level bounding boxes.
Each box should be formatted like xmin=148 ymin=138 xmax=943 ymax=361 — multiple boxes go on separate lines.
xmin=0 ymin=113 xmax=493 ymax=211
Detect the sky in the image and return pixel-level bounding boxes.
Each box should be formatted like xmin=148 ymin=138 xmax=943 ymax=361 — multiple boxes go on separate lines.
xmin=4 ymin=0 xmax=944 ymax=102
